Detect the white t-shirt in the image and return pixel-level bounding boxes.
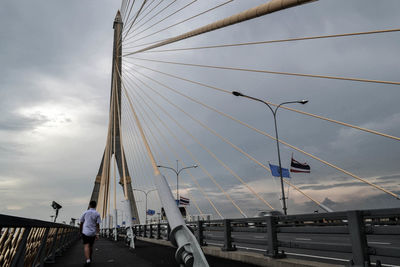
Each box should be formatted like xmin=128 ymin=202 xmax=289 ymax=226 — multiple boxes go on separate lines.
xmin=80 ymin=208 xmax=101 ymax=236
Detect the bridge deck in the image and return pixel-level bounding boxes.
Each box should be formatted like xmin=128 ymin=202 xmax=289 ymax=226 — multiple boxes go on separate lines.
xmin=49 ymin=238 xmax=257 ymax=267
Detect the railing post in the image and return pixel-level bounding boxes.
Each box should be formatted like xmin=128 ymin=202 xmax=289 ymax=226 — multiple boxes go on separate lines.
xmin=33 ymin=227 xmax=50 ymax=267
xmin=196 ymin=220 xmax=204 ymax=246
xmin=45 ymin=228 xmax=59 ymax=263
xmin=265 ymin=216 xmax=284 ymax=258
xmin=10 ymin=227 xmax=31 ymax=267
xmin=143 ymin=224 xmax=147 ymax=238
xmin=222 ymin=219 xmax=236 ymax=251
xmin=166 ymin=223 xmax=171 ymax=241
xmin=149 ymin=224 xmax=153 ymax=238
xmin=156 ymin=223 xmax=161 ymax=239
xmin=347 ymin=210 xmax=370 ymax=267
xmin=57 ymin=228 xmax=67 ymax=254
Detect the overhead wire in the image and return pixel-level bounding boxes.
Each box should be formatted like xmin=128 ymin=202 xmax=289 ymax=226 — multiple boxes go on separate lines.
xmin=127 ymin=62 xmax=400 ymax=142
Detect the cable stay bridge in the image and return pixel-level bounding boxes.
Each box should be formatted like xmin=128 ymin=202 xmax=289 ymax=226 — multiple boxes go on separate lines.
xmin=1 ymin=0 xmax=400 ymax=266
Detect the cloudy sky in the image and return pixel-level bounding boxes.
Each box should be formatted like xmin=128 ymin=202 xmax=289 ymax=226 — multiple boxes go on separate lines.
xmin=1 ymin=0 xmax=400 ymax=224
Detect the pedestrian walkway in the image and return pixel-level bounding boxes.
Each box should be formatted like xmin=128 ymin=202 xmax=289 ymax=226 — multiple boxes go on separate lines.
xmin=49 ymin=238 xmax=258 ymax=267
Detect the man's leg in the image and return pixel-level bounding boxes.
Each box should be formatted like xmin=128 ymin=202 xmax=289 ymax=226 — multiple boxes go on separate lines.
xmin=84 ymin=243 xmax=91 ymax=260
xmin=89 ymin=243 xmax=93 ymax=260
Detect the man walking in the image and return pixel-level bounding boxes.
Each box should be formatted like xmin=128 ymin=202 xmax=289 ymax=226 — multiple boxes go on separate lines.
xmin=80 ymin=200 xmax=101 ymax=266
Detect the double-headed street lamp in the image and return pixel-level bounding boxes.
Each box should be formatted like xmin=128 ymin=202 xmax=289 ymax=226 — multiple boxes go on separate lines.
xmin=232 ymin=91 xmax=308 ymax=215
xmin=157 ymin=160 xmax=198 ymax=203
xmin=133 ymin=188 xmax=157 ymax=224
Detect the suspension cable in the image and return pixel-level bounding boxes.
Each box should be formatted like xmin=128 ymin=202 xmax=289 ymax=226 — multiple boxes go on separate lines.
xmin=125 ymin=0 xmax=317 ymax=54
xmin=130 ymin=0 xmax=178 ymax=38
xmin=125 ymin=79 xmax=217 ymax=216
xmin=133 ymin=96 xmax=206 ymax=217
xmin=127 ymin=62 xmax=400 ymax=142
xmin=123 ymin=76 xmax=226 ymax=218
xmin=122 ymin=72 xmax=247 ymax=217
xmin=127 ymin=0 xmax=234 ymax=45
xmin=124 ymin=0 xmax=156 ymax=35
xmin=129 ymin=57 xmax=400 ymax=87
xmin=137 ymin=28 xmax=400 ymax=53
xmin=124 ymin=0 xmax=197 ymax=44
xmin=125 ymin=68 xmax=330 ymax=210
xmin=124 ymin=75 xmax=229 ymax=218
xmin=124 ymin=66 xmax=400 ymax=200
xmin=127 ymin=71 xmax=276 ymax=210
xmin=123 ymin=0 xmax=148 ymax=41
xmin=128 ymin=0 xmax=162 ymax=33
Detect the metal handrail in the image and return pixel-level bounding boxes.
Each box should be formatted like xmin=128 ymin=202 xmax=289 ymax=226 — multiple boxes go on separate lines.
xmin=0 ymin=214 xmax=80 ymax=267
xmin=126 ymin=207 xmax=400 ymax=266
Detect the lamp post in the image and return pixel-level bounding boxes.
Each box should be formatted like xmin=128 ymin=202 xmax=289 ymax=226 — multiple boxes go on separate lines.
xmin=133 ymin=188 xmax=157 ymax=224
xmin=232 ymin=91 xmax=308 ymax=215
xmin=157 ymin=160 xmax=198 ymax=203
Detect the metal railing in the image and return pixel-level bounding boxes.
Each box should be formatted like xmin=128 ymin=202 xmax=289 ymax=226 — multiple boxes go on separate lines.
xmin=0 ymin=214 xmax=80 ymax=267
xmin=129 ymin=208 xmax=400 ymax=266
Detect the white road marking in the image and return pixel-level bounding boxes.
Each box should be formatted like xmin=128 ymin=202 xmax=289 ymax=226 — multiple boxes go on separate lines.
xmin=369 ymin=241 xmax=391 ymax=245
xmin=295 ymin=238 xmax=312 ymax=241
xmin=254 ymin=236 xmax=265 ymax=239
xmin=285 ymin=252 xmax=349 ymax=262
xmin=207 ymin=242 xmax=223 ymax=247
xmin=236 ymin=245 xmax=265 ymax=252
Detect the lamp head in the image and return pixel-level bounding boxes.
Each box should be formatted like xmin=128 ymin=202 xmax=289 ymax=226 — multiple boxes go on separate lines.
xmin=299 ymin=100 xmax=308 ymax=104
xmin=156 ymin=165 xmax=161 ymax=167
xmin=193 ymin=165 xmax=198 ymax=168
xmin=232 ymin=91 xmax=243 ymax=97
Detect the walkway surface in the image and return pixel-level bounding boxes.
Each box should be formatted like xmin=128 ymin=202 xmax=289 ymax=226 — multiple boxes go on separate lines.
xmin=49 ymin=238 xmax=258 ymax=267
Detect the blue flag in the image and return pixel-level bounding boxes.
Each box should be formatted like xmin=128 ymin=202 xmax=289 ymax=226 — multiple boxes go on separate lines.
xmin=269 ymin=163 xmax=291 ymax=178
xmin=146 ymin=209 xmax=155 ymax=216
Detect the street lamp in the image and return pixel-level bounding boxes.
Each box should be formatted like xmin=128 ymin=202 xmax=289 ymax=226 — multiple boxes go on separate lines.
xmin=157 ymin=160 xmax=198 ymax=202
xmin=133 ymin=188 xmax=157 ymax=224
xmin=232 ymin=91 xmax=308 ymax=215
xmin=51 ymin=201 xmax=62 ymax=223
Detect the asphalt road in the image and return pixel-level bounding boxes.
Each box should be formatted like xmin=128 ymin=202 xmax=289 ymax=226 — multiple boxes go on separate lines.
xmin=203 ymin=230 xmax=400 ymax=266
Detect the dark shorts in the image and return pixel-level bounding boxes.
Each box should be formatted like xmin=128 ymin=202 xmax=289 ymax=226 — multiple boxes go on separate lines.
xmin=82 ymin=234 xmax=96 ymax=245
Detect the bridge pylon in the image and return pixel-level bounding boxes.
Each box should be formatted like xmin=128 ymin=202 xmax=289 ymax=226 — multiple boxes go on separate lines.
xmin=89 ymin=10 xmax=140 ymax=225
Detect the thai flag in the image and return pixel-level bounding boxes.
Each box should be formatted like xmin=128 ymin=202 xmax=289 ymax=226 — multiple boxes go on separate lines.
xmin=290 ymin=156 xmax=310 ymax=173
xmin=179 ymin=196 xmax=190 ymax=206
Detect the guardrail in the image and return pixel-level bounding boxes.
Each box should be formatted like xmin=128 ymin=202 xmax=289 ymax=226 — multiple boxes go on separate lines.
xmin=0 ymin=214 xmax=80 ymax=267
xmin=127 ymin=208 xmax=400 ymax=266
